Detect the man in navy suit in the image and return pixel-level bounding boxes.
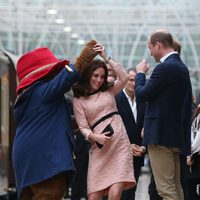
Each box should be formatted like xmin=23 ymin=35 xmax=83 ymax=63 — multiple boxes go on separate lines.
xmin=115 ymin=68 xmax=146 ymax=200
xmin=135 ymin=29 xmax=192 ymax=200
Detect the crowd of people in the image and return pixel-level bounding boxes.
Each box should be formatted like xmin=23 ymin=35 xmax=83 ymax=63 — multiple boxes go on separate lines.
xmin=12 ymin=29 xmax=200 ymax=200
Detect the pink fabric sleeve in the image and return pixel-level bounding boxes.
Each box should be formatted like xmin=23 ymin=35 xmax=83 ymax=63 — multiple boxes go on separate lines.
xmin=110 ymin=63 xmax=128 ymax=96
xmin=73 ymin=97 xmax=93 ymax=140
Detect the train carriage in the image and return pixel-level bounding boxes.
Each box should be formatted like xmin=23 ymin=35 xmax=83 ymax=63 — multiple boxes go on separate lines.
xmin=0 ymin=49 xmax=18 ymax=199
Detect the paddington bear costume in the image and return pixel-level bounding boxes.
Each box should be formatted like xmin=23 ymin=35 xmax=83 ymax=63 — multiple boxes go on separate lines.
xmin=12 ymin=40 xmax=98 ymax=199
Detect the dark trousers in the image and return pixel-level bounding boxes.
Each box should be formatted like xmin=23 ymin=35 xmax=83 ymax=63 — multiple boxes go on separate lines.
xmin=70 ymin=133 xmax=89 ymax=200
xmin=187 ymin=154 xmax=200 ymax=199
xmin=70 ymin=152 xmax=88 ymax=199
xmin=148 ymin=174 xmax=162 ymax=200
xmin=180 ymin=155 xmax=190 ymax=200
xmin=188 ymin=179 xmax=200 ymax=199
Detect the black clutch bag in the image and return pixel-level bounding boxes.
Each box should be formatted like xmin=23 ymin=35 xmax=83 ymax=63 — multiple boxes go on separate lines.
xmin=96 ymin=124 xmax=114 ymax=149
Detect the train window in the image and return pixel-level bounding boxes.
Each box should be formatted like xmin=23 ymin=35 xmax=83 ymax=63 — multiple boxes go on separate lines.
xmin=0 ymin=61 xmax=9 ymax=195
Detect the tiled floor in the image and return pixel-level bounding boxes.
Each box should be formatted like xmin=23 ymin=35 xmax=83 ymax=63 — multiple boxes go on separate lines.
xmin=135 ymin=166 xmax=151 ymax=200
xmin=0 ymin=176 xmax=7 ymax=196
xmin=0 ymin=167 xmax=151 ymax=199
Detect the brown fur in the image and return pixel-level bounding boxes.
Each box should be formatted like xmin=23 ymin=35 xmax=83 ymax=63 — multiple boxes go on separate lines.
xmin=75 ymin=40 xmax=98 ymax=73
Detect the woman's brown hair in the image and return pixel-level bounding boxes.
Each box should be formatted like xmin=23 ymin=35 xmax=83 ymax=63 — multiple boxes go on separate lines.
xmin=72 ymin=59 xmax=111 ymax=98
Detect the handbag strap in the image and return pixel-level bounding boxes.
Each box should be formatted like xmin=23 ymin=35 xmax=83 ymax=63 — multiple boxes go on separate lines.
xmin=90 ymin=111 xmax=119 ymax=130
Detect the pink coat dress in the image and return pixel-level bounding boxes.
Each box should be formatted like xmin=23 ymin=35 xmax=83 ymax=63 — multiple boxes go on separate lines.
xmin=73 ymin=67 xmax=136 ymax=196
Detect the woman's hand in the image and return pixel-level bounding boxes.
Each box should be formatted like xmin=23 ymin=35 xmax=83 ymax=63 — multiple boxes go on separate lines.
xmin=94 ymin=133 xmax=111 ymax=146
xmin=93 ymin=43 xmax=107 ymax=60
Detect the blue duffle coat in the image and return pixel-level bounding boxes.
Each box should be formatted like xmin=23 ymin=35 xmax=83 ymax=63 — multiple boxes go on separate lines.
xmin=12 ymin=64 xmax=80 ymax=197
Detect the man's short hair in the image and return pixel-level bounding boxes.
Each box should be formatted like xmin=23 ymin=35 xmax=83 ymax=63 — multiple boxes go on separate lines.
xmin=150 ymin=31 xmax=173 ymax=48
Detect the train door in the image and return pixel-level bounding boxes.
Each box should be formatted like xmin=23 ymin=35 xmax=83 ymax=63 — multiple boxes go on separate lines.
xmin=0 ymin=50 xmax=17 ymax=199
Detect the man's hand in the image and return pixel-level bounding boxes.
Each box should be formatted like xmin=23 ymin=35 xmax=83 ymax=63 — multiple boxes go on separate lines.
xmin=136 ymin=59 xmax=150 ymax=74
xmin=131 ymin=144 xmax=146 ymax=156
xmin=187 ymin=155 xmax=194 ymax=166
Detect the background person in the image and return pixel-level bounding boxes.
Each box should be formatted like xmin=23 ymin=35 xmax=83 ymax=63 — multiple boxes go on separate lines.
xmin=187 ymin=103 xmax=200 ymax=199
xmin=64 ymin=90 xmax=89 ymax=200
xmin=115 ymin=68 xmax=146 ymax=200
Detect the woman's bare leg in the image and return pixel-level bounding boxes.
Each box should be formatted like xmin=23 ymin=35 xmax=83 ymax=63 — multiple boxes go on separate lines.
xmin=108 ymin=183 xmax=124 ymax=200
xmin=88 ymin=191 xmax=103 ymax=200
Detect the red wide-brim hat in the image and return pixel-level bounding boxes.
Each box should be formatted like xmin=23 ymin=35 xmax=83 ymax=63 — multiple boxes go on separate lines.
xmin=16 ymin=47 xmax=70 ymax=94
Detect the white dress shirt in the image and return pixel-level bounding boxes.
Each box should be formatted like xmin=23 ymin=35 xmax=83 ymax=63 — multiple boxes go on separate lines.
xmin=160 ymin=51 xmax=178 ymax=63
xmin=123 ymin=89 xmax=137 ymax=122
xmin=191 ymin=113 xmax=200 ymax=154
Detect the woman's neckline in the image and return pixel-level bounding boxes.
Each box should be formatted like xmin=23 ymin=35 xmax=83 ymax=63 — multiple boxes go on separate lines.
xmin=88 ymin=90 xmax=100 ymax=96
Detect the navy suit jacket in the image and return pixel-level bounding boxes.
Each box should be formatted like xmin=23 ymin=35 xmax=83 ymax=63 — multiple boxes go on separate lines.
xmin=115 ymin=91 xmax=146 ymax=167
xmin=135 ymin=54 xmax=192 ymax=155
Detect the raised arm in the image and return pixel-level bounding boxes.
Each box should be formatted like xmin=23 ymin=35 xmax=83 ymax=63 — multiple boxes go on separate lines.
xmin=93 ymin=43 xmax=128 ymax=95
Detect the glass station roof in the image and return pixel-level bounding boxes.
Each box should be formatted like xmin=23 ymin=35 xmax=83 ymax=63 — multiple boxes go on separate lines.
xmin=0 ymin=0 xmax=200 ymax=91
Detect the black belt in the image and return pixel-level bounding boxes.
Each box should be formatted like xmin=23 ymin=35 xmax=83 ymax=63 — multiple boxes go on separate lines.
xmin=90 ymin=111 xmax=119 ymax=131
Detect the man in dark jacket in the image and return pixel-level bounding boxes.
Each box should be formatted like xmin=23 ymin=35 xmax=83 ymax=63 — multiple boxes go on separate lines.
xmin=115 ymin=68 xmax=146 ymax=200
xmin=135 ymin=29 xmax=192 ymax=200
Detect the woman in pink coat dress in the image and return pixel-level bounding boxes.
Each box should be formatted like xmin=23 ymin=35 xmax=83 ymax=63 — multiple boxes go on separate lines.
xmin=72 ymin=42 xmax=136 ymax=200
